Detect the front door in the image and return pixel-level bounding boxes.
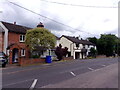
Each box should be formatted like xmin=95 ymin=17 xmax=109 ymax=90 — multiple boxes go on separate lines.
xmin=12 ymin=48 xmax=19 ymax=63
xmin=75 ymin=52 xmax=80 ymax=59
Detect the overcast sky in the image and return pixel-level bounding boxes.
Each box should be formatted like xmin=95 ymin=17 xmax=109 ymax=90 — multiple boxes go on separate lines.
xmin=0 ymin=0 xmax=119 ymax=38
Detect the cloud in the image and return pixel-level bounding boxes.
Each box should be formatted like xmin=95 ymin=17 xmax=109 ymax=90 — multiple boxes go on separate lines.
xmin=0 ymin=0 xmax=119 ymax=38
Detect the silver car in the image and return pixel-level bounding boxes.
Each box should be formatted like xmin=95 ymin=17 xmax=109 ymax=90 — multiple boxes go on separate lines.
xmin=0 ymin=52 xmax=8 ymax=67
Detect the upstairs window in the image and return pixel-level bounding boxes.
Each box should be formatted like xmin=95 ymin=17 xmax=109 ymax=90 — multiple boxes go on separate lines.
xmin=20 ymin=35 xmax=25 ymax=42
xmin=21 ymin=49 xmax=25 ymax=56
xmin=83 ymin=44 xmax=85 ymax=48
xmin=76 ymin=43 xmax=79 ymax=47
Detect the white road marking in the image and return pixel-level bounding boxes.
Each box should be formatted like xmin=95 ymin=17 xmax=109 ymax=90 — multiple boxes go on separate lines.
xmin=70 ymin=71 xmax=76 ymax=76
xmin=101 ymin=65 xmax=106 ymax=67
xmin=88 ymin=67 xmax=94 ymax=71
xmin=30 ymin=79 xmax=38 ymax=90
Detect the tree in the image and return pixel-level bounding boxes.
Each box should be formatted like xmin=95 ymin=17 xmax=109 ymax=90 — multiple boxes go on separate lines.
xmin=89 ymin=47 xmax=97 ymax=58
xmin=97 ymin=34 xmax=117 ymax=57
xmin=115 ymin=38 xmax=120 ymax=56
xmin=55 ymin=44 xmax=68 ymax=61
xmin=87 ymin=37 xmax=97 ymax=45
xmin=25 ymin=28 xmax=56 ymax=57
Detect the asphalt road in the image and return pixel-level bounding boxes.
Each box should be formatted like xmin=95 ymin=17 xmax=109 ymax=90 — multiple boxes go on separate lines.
xmin=2 ymin=57 xmax=118 ymax=89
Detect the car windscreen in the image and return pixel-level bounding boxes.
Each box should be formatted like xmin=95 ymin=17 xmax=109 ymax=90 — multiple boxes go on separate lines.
xmin=0 ymin=52 xmax=4 ymax=56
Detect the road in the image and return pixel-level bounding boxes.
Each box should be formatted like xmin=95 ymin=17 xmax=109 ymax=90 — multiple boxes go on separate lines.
xmin=2 ymin=57 xmax=118 ymax=89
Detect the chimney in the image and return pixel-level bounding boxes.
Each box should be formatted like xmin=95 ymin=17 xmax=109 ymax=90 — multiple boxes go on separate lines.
xmin=76 ymin=37 xmax=79 ymax=39
xmin=37 ymin=22 xmax=44 ymax=28
xmin=14 ymin=22 xmax=16 ymax=25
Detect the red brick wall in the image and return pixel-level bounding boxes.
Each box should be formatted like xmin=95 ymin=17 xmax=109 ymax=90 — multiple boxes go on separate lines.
xmin=8 ymin=32 xmax=26 ymax=47
xmin=0 ymin=32 xmax=4 ymax=51
xmin=20 ymin=58 xmax=45 ymax=66
xmin=8 ymin=32 xmax=30 ymax=64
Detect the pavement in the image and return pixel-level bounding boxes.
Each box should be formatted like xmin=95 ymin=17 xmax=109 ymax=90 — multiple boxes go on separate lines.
xmin=3 ymin=56 xmax=116 ymax=69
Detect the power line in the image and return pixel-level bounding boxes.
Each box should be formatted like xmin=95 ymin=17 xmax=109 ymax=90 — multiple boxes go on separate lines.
xmin=6 ymin=0 xmax=99 ymax=37
xmin=40 ymin=0 xmax=118 ymax=8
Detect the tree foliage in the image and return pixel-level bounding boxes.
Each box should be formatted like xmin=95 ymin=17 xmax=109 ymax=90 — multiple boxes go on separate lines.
xmin=97 ymin=34 xmax=117 ymax=57
xmin=88 ymin=34 xmax=119 ymax=57
xmin=25 ymin=28 xmax=56 ymax=56
xmin=89 ymin=47 xmax=97 ymax=57
xmin=87 ymin=37 xmax=97 ymax=45
xmin=55 ymin=44 xmax=68 ymax=61
xmin=115 ymin=38 xmax=120 ymax=56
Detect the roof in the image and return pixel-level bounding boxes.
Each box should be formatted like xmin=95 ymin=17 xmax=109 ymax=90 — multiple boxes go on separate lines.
xmin=61 ymin=35 xmax=95 ymax=45
xmin=0 ymin=26 xmax=4 ymax=32
xmin=1 ymin=21 xmax=32 ymax=34
xmin=55 ymin=36 xmax=60 ymax=40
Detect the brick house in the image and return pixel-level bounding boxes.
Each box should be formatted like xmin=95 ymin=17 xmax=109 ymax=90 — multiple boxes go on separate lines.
xmin=0 ymin=21 xmax=57 ymax=64
xmin=0 ymin=21 xmax=32 ymax=64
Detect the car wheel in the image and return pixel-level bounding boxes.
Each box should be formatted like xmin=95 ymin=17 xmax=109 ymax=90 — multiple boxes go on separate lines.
xmin=2 ymin=64 xmax=6 ymax=67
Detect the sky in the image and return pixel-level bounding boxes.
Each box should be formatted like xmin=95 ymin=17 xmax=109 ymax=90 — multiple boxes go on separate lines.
xmin=0 ymin=0 xmax=119 ymax=38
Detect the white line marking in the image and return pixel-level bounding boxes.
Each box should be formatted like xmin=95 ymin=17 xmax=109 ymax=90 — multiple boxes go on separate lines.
xmin=70 ymin=71 xmax=76 ymax=76
xmin=101 ymin=65 xmax=106 ymax=67
xmin=88 ymin=67 xmax=94 ymax=71
xmin=30 ymin=79 xmax=38 ymax=90
xmin=94 ymin=69 xmax=101 ymax=72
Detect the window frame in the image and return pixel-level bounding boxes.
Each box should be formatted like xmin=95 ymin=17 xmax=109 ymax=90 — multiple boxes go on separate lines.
xmin=21 ymin=49 xmax=25 ymax=56
xmin=19 ymin=34 xmax=25 ymax=42
xmin=76 ymin=43 xmax=79 ymax=48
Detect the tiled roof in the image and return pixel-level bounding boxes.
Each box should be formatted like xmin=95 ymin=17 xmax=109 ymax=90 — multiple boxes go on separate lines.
xmin=1 ymin=21 xmax=32 ymax=34
xmin=62 ymin=35 xmax=95 ymax=45
xmin=55 ymin=36 xmax=60 ymax=40
xmin=0 ymin=26 xmax=4 ymax=32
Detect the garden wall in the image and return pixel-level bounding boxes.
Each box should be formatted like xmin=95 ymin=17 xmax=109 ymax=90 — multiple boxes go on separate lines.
xmin=19 ymin=58 xmax=45 ymax=66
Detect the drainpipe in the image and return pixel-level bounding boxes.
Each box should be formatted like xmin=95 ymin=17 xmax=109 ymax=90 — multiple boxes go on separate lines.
xmin=70 ymin=43 xmax=75 ymax=59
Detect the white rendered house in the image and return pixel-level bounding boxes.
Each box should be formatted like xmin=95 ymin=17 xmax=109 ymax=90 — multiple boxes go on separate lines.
xmin=59 ymin=35 xmax=96 ymax=59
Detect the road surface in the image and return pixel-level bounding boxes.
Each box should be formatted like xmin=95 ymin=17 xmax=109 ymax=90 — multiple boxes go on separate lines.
xmin=2 ymin=57 xmax=118 ymax=89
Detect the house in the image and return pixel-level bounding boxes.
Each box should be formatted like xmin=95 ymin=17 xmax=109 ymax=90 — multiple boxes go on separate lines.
xmin=0 ymin=21 xmax=33 ymax=64
xmin=0 ymin=21 xmax=58 ymax=64
xmin=59 ymin=35 xmax=96 ymax=59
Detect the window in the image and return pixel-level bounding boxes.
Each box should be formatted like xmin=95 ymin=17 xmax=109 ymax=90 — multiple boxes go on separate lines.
xmin=20 ymin=35 xmax=25 ymax=42
xmin=76 ymin=43 xmax=79 ymax=47
xmin=83 ymin=44 xmax=85 ymax=48
xmin=21 ymin=49 xmax=25 ymax=56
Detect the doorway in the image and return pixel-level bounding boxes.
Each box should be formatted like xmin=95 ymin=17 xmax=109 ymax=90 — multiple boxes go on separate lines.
xmin=12 ymin=48 xmax=19 ymax=63
xmin=75 ymin=52 xmax=80 ymax=59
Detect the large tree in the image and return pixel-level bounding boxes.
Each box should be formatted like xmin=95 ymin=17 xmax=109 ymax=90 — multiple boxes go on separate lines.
xmin=115 ymin=38 xmax=120 ymax=56
xmin=87 ymin=37 xmax=97 ymax=45
xmin=25 ymin=28 xmax=56 ymax=57
xmin=97 ymin=34 xmax=117 ymax=57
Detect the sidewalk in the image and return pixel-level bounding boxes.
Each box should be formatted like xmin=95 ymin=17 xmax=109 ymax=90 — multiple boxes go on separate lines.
xmin=2 ymin=59 xmax=75 ymax=72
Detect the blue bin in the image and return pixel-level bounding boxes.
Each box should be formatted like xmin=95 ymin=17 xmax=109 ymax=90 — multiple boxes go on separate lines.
xmin=46 ymin=56 xmax=52 ymax=63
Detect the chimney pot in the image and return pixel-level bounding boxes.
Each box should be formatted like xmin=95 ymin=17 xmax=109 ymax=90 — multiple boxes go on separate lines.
xmin=14 ymin=22 xmax=16 ymax=25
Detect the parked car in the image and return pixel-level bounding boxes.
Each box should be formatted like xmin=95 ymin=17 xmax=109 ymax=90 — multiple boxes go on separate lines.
xmin=0 ymin=52 xmax=8 ymax=67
